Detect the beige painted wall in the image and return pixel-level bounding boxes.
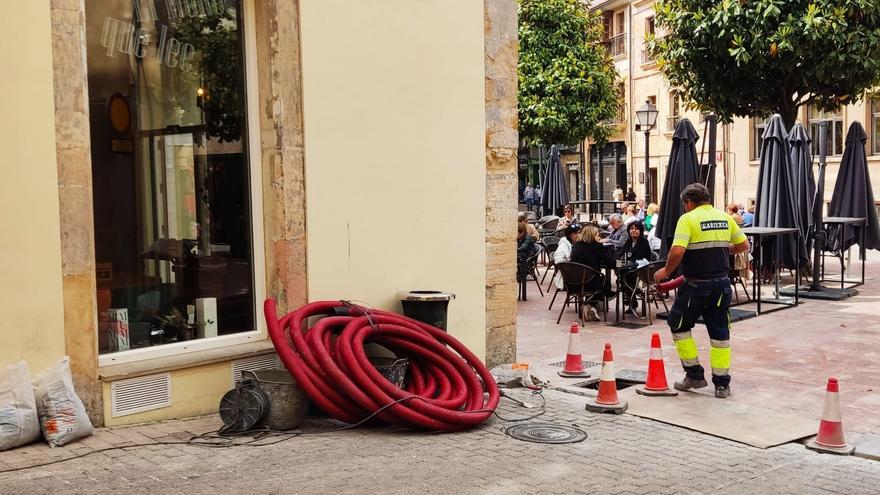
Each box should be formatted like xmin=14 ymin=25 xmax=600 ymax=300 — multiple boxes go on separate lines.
xmin=299 ymin=0 xmax=488 ymax=357
xmin=102 ymin=362 xmax=232 ymax=427
xmin=0 ymin=2 xmax=67 ymax=371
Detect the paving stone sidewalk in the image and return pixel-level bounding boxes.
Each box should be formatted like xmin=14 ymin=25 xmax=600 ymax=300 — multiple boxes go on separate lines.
xmin=1 ymin=389 xmax=878 ymax=494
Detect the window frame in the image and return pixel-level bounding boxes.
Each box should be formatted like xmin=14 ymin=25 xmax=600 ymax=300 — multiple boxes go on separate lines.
xmin=667 ymin=91 xmax=681 ymax=131
xmin=97 ymin=0 xmax=267 ymax=367
xmin=752 ymin=116 xmax=768 ymax=161
xmin=871 ymin=97 xmax=880 ymax=155
xmin=808 ymin=104 xmax=844 ymax=157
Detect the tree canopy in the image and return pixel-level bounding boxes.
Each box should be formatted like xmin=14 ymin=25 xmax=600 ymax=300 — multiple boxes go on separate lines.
xmin=650 ymin=0 xmax=880 ymax=128
xmin=518 ymin=0 xmax=621 ymax=146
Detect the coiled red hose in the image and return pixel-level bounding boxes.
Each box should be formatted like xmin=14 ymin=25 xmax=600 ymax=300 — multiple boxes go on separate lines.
xmin=264 ymin=299 xmax=500 ymax=431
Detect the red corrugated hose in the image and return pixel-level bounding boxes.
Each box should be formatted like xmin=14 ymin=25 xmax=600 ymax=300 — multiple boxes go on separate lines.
xmin=657 ymin=275 xmax=685 ymax=293
xmin=264 ymin=299 xmax=500 ymax=431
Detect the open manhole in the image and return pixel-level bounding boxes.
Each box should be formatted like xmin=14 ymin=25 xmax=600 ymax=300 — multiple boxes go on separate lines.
xmin=572 ymin=370 xmax=647 ymax=390
xmin=549 ymin=360 xmax=601 ymax=369
xmin=610 ymin=321 xmax=649 ymax=329
xmin=505 ymin=423 xmax=588 ymax=444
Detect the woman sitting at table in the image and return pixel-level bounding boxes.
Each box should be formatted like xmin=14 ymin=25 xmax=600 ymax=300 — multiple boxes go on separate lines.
xmin=516 ymin=221 xmax=538 ymax=283
xmin=569 ymin=225 xmax=615 ymax=320
xmin=558 ymin=205 xmax=576 ymax=229
xmin=644 ymin=203 xmax=659 ymax=231
xmin=619 ymin=221 xmax=652 ymax=310
xmin=553 ymin=223 xmax=582 ymax=290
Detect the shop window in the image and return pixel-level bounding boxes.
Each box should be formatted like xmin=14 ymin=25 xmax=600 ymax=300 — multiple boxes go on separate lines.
xmin=808 ymin=104 xmax=844 ymax=156
xmin=752 ymin=117 xmax=768 ymax=161
xmin=84 ymin=0 xmax=256 ymax=355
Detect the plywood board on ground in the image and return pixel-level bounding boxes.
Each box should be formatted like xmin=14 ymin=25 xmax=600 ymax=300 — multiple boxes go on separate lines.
xmin=618 ymin=387 xmax=817 ymax=449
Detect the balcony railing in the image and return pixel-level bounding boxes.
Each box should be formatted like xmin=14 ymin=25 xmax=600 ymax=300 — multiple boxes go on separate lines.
xmin=601 ymin=33 xmax=626 ymax=58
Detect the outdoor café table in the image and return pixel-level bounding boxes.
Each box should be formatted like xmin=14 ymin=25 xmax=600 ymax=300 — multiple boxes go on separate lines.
xmin=739 ymin=226 xmax=800 ymax=315
xmin=820 ymin=217 xmax=867 ymax=289
xmin=612 ymin=261 xmax=639 ymax=322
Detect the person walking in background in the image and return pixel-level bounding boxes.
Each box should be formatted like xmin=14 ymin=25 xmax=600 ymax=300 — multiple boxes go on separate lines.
xmin=524 ymin=183 xmax=535 ymax=212
xmin=653 ymin=184 xmax=749 ymax=399
xmin=626 ymin=187 xmax=638 ymax=202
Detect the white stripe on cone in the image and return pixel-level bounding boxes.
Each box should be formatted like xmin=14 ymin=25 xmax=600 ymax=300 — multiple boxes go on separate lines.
xmin=821 ymin=390 xmax=842 ymax=422
xmin=599 ymin=358 xmax=616 ymax=381
xmin=567 ymin=332 xmax=579 ymax=355
xmin=649 ymin=346 xmax=663 ymax=360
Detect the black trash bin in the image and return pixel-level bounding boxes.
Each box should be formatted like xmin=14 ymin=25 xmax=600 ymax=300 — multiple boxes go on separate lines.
xmin=399 ymin=291 xmax=455 ymax=331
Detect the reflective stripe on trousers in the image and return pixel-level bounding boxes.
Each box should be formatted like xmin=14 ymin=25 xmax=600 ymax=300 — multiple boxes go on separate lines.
xmin=666 ymin=278 xmax=732 ymax=387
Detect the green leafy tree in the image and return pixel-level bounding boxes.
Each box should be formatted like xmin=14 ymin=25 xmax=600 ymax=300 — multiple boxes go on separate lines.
xmin=518 ymin=0 xmax=621 ymax=146
xmin=650 ymin=0 xmax=880 ymax=128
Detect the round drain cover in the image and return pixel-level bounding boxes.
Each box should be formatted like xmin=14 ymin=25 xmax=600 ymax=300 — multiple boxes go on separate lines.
xmin=505 ymin=423 xmax=588 ymax=444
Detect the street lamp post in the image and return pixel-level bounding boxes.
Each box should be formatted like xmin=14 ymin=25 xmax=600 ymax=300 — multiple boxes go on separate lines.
xmin=635 ymin=99 xmax=659 ymax=204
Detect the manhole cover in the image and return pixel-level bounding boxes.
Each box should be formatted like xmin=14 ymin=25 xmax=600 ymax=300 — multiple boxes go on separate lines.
xmin=505 ymin=423 xmax=588 ymax=444
xmin=610 ymin=321 xmax=649 ymax=329
xmin=549 ymin=360 xmax=601 ymax=368
xmin=616 ymin=369 xmax=647 ymax=383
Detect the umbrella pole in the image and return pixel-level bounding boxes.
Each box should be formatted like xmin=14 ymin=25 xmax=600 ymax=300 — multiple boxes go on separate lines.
xmin=809 ymin=122 xmax=828 ymax=292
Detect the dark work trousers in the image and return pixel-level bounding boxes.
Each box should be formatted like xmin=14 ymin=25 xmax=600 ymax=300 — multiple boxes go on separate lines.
xmin=666 ymin=278 xmax=732 ymax=387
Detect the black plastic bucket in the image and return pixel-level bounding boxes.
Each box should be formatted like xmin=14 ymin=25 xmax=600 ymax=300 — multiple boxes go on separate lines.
xmin=399 ymin=291 xmax=455 ymax=331
xmin=369 ymin=357 xmax=409 ymax=388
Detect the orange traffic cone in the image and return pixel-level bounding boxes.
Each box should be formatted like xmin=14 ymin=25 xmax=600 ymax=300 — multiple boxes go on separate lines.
xmin=585 ymin=343 xmax=628 ymax=414
xmin=636 ymin=333 xmax=678 ymax=397
xmin=558 ymin=322 xmax=591 ymax=378
xmin=806 ymin=377 xmax=854 ymax=455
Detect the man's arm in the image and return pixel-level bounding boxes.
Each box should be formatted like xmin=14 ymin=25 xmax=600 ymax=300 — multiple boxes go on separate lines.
xmin=654 ymin=246 xmax=685 ymax=282
xmin=730 ymin=239 xmax=749 ymax=255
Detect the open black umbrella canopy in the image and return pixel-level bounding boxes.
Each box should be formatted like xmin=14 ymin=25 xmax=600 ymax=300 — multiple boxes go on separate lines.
xmin=655 ymin=118 xmax=700 ymax=256
xmin=787 ymin=122 xmax=816 ymax=251
xmin=827 ymin=121 xmax=880 ymax=252
xmin=754 ymin=115 xmax=806 ymax=268
xmin=541 ymin=145 xmax=569 ymax=217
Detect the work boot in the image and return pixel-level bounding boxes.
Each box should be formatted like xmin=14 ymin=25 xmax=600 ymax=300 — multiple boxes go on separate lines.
xmin=715 ymin=386 xmax=731 ymax=399
xmin=674 ymin=376 xmax=708 ymax=391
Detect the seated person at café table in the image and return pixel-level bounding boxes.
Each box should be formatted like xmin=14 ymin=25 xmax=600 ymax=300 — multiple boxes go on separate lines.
xmin=570 ymin=225 xmax=615 ymax=321
xmin=516 ymin=221 xmax=538 ymax=283
xmin=553 ymin=223 xmax=583 ymax=290
xmin=619 ymin=221 xmax=652 ymax=310
xmin=559 ymin=205 xmax=576 ymax=229
xmin=518 ymin=212 xmax=540 ymax=241
xmin=604 ymin=213 xmax=629 ymax=250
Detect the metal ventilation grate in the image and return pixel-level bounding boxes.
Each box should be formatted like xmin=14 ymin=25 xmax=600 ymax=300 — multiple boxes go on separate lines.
xmin=110 ymin=373 xmax=172 ymax=418
xmin=231 ymin=353 xmax=282 ymax=386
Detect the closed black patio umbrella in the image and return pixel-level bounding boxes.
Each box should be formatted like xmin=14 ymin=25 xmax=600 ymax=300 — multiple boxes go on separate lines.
xmin=754 ymin=114 xmax=806 ymax=269
xmin=541 ymin=145 xmax=569 ymax=217
xmin=827 ymin=122 xmax=880 ymax=252
xmin=787 ymin=122 xmax=816 ymax=251
xmin=655 ymin=118 xmax=700 ymax=257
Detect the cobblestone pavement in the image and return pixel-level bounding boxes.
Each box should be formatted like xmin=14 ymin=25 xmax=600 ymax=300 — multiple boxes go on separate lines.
xmin=2 ymin=389 xmax=879 ymax=494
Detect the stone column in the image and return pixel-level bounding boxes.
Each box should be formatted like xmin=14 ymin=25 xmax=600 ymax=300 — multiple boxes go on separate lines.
xmin=484 ymin=0 xmax=519 ymax=367
xmin=50 ymin=0 xmax=102 ymax=423
xmin=253 ymin=1 xmax=308 ymax=312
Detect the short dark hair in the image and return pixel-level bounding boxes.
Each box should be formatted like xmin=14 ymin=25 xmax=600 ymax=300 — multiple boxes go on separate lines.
xmin=680 ymin=183 xmax=711 ymax=205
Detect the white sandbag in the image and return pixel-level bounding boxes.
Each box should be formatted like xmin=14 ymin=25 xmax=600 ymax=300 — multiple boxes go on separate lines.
xmin=490 ymin=362 xmax=535 ymax=388
xmin=0 ymin=361 xmax=41 ymax=451
xmin=33 ymin=357 xmax=93 ymax=447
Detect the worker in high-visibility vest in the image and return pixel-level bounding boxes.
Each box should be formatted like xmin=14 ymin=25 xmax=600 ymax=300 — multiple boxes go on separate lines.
xmin=653 ymin=183 xmax=749 ymax=398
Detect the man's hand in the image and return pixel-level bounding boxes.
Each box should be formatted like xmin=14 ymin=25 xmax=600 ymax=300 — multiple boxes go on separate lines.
xmin=654 ymin=267 xmax=669 ymax=283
